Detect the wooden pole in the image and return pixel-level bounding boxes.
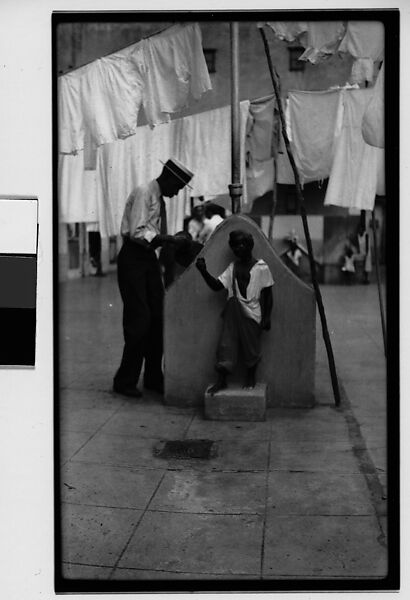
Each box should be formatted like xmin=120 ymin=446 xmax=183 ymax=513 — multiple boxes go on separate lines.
xmin=371 ymin=210 xmax=387 ymax=357
xmin=229 ymin=22 xmax=242 ymax=214
xmin=268 ymin=102 xmax=280 ymax=240
xmin=259 ymin=26 xmax=341 ymax=407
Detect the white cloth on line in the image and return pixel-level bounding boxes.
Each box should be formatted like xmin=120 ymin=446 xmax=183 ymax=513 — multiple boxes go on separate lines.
xmin=139 ymin=23 xmax=212 ymax=127
xmin=324 ymin=88 xmax=384 ymax=211
xmin=338 ymin=21 xmax=384 ymax=84
xmin=261 ymin=21 xmax=307 ymax=42
xmin=262 ymin=21 xmax=345 ymax=64
xmin=362 ymin=62 xmax=384 ymax=149
xmin=58 ymin=73 xmax=85 ymax=155
xmin=59 ymin=101 xmax=250 ymax=237
xmin=298 ymin=22 xmax=346 ymax=64
xmin=58 ymin=152 xmax=99 ymax=224
xmin=288 ymin=89 xmax=343 ymax=184
xmin=58 ymin=23 xmax=212 ymax=155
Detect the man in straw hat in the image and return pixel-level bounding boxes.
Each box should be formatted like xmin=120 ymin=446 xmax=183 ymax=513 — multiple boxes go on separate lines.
xmin=113 ymin=158 xmax=194 ymax=398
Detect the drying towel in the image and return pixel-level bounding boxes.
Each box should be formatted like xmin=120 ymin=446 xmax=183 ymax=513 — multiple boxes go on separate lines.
xmin=288 ymin=89 xmax=343 ymax=184
xmin=136 ymin=23 xmax=212 ymax=127
xmin=299 ymin=22 xmax=346 ymax=64
xmin=324 ymin=88 xmax=383 ymax=211
xmin=338 ymin=21 xmax=384 ymax=84
xmin=80 ymin=50 xmax=144 ymax=149
xmin=362 ymin=62 xmax=384 ymax=149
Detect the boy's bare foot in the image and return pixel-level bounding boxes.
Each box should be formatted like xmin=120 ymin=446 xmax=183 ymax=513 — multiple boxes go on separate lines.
xmin=208 ymin=369 xmax=227 ymax=396
xmin=208 ymin=380 xmax=227 ymax=396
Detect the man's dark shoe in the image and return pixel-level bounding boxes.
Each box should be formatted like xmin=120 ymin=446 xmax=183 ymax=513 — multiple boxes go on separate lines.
xmin=113 ymin=385 xmax=142 ymax=398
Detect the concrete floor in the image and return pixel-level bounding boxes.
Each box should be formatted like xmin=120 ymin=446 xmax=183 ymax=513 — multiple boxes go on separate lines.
xmin=58 ymin=272 xmax=388 ymax=584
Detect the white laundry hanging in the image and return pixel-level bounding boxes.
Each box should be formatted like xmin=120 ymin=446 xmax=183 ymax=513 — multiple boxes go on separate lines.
xmin=58 ymin=23 xmax=212 ymax=155
xmin=324 ymin=88 xmax=384 ymax=211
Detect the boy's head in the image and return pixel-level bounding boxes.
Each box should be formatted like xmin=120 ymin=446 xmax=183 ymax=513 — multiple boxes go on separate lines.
xmin=229 ymin=230 xmax=254 ymax=260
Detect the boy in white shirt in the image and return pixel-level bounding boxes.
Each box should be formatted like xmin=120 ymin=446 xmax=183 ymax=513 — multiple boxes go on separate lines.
xmin=196 ymin=230 xmax=274 ymax=394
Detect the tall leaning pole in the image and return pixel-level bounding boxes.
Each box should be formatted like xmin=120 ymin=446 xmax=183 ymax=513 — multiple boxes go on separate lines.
xmin=229 ymin=22 xmax=242 ymax=215
xmin=259 ymin=25 xmax=341 ymax=407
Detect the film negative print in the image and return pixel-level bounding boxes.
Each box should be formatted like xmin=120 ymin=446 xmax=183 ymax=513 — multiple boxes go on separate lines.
xmin=0 ymin=196 xmax=38 ymax=366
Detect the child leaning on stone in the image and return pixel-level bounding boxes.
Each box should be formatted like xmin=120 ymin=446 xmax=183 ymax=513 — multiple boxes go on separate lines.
xmin=195 ymin=229 xmax=274 ymax=395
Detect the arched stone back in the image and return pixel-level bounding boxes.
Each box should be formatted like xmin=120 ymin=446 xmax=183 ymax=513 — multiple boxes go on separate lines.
xmin=164 ymin=214 xmax=316 ymax=408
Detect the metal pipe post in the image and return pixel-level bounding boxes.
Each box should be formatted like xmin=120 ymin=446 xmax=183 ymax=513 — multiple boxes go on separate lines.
xmin=229 ymin=22 xmax=242 ymax=214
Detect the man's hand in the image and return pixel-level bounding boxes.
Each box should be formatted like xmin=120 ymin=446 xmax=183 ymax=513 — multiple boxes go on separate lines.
xmin=195 ymin=257 xmax=207 ymax=273
xmin=151 ymin=234 xmax=176 ymax=249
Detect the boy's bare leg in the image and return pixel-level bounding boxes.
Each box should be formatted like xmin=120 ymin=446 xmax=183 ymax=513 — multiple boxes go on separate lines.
xmin=208 ymin=367 xmax=228 ymax=395
xmin=243 ymin=364 xmax=257 ymax=389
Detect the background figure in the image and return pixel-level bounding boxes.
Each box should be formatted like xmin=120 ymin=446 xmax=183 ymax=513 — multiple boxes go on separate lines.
xmin=356 ymin=221 xmax=372 ymax=284
xmin=285 ymin=231 xmax=303 ymax=277
xmin=88 ymin=230 xmax=105 ymax=277
xmin=341 ymin=239 xmax=356 ymax=284
xmin=198 ymin=202 xmax=226 ymax=244
xmin=185 ymin=204 xmax=205 ymax=242
xmin=196 ymin=229 xmax=273 ymax=394
xmin=113 ymin=158 xmax=194 ymax=398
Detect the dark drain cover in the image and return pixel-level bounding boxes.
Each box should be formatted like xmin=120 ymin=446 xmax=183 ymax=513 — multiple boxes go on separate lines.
xmin=154 ymin=439 xmax=217 ymax=460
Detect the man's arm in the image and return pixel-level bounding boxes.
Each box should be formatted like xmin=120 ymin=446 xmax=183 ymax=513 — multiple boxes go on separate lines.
xmin=260 ymin=286 xmax=273 ymax=330
xmin=195 ymin=258 xmax=224 ymax=291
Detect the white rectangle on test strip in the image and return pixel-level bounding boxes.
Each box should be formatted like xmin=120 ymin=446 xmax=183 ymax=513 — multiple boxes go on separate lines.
xmin=0 ymin=198 xmax=38 ymax=255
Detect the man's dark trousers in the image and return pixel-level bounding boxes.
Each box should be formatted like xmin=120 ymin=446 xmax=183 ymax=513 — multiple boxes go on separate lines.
xmin=114 ymin=238 xmax=164 ymax=391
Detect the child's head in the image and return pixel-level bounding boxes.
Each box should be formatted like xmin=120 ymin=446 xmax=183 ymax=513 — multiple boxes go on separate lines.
xmin=229 ymin=230 xmax=254 ymax=259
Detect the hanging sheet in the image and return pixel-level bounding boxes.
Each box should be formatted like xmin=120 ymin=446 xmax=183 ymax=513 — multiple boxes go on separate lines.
xmin=288 ymin=89 xmax=343 ymax=184
xmin=362 ymin=62 xmax=384 ymax=149
xmin=324 ymin=88 xmax=384 ymax=210
xmin=59 ymin=101 xmax=250 ymax=237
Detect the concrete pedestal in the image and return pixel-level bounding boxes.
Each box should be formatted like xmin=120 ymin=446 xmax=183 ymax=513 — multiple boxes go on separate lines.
xmin=204 ymin=383 xmax=267 ymax=422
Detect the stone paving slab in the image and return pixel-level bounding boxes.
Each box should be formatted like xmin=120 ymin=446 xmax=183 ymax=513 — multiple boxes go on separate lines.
xmin=62 ymin=563 xmax=113 ymax=580
xmin=269 ymin=441 xmax=361 ymax=473
xmin=186 ymin=415 xmax=272 ymax=441
xmin=70 ymin=432 xmax=168 ymax=470
xmin=149 ymin=470 xmax=267 ymax=514
xmin=58 ymin=388 xmax=127 ymax=410
xmin=60 ymin=406 xmax=119 ymax=434
xmin=60 ymin=431 xmax=94 ymax=464
xmin=99 ymin=410 xmax=193 ymax=439
xmin=118 ymin=511 xmax=263 ymax=575
xmin=61 ymin=503 xmax=142 ymax=567
xmin=61 ymin=462 xmax=165 ymax=509
xmin=267 ymin=471 xmax=374 ymax=515
xmin=111 ymin=568 xmax=260 ymax=580
xmin=262 ymin=515 xmax=387 ymax=578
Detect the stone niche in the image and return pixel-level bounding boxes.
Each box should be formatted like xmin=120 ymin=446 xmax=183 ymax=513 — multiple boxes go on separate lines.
xmin=164 ymin=214 xmax=316 ymax=408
